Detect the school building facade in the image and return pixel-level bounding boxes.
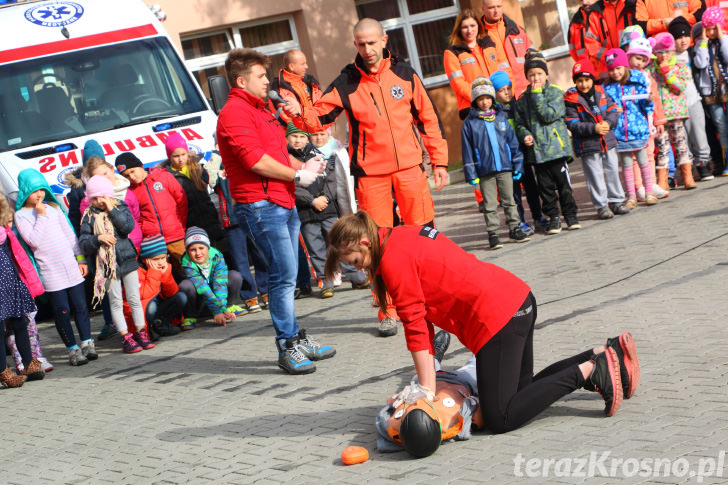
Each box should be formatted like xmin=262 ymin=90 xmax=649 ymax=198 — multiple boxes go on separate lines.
xmin=154 ymin=0 xmax=575 ymax=163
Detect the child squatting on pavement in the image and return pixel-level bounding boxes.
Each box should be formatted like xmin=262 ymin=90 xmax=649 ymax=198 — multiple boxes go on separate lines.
xmin=325 ymin=211 xmax=642 ymax=454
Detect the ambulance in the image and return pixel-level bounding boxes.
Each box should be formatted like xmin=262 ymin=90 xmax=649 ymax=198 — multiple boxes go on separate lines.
xmin=0 ymin=0 xmax=218 ymax=203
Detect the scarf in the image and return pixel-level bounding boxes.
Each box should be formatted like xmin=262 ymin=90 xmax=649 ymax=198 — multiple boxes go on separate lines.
xmin=84 ymin=207 xmax=117 ymax=309
xmin=476 ymin=109 xmax=497 ymax=122
xmin=707 ymin=39 xmax=728 ymax=97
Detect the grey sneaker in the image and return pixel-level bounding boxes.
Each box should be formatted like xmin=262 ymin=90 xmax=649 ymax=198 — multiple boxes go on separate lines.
xmin=277 ymin=338 xmax=316 ymax=375
xmin=68 ymin=347 xmax=89 ymax=366
xmin=378 ymin=317 xmax=398 ymax=337
xmin=82 ymin=341 xmax=98 ymax=360
xmin=296 ymin=329 xmax=336 ymax=361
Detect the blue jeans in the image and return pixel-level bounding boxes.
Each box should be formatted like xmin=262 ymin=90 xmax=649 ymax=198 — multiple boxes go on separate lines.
xmin=146 ymin=292 xmax=187 ymax=323
xmin=226 ymin=225 xmax=269 ymax=300
xmin=47 ymin=282 xmax=91 ymax=349
xmin=235 ymin=200 xmax=300 ymax=341
xmin=707 ymin=103 xmax=728 ymax=148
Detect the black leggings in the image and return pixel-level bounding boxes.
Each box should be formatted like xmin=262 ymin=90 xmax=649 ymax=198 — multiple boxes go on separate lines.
xmin=475 ymin=292 xmax=592 ymax=434
xmin=2 ymin=317 xmax=33 ymax=371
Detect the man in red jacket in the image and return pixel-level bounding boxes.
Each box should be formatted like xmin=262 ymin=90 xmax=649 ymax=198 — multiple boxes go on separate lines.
xmin=216 ymin=48 xmax=334 ymax=375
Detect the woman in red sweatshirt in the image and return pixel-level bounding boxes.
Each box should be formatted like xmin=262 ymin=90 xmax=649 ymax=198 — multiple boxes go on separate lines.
xmin=325 ymin=211 xmax=640 ymax=433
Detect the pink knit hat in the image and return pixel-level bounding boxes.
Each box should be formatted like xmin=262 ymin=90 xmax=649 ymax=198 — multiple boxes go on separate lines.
xmin=650 ymin=32 xmax=676 ymax=52
xmin=165 ymin=133 xmax=188 ymax=159
xmin=627 ymin=38 xmax=652 ymax=58
xmin=702 ymin=6 xmax=724 ymax=28
xmin=86 ymin=175 xmax=114 ymax=199
xmin=604 ymin=48 xmax=629 ymax=69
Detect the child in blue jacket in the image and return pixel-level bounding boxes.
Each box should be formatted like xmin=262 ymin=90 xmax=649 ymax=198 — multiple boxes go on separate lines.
xmin=462 ymin=78 xmax=530 ymax=250
xmin=602 ymin=48 xmax=655 ymax=209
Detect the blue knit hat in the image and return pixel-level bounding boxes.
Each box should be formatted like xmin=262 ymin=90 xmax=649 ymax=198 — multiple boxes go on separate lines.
xmin=139 ymin=234 xmax=167 ymax=259
xmin=490 ymin=70 xmax=512 ymax=92
xmin=82 ymin=139 xmax=105 ymax=165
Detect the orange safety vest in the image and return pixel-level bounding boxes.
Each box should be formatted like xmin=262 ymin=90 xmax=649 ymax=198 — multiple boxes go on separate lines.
xmin=444 ymin=37 xmax=500 ymax=119
xmin=481 ymin=14 xmax=532 ymax=97
xmin=635 ymin=0 xmax=701 ymax=35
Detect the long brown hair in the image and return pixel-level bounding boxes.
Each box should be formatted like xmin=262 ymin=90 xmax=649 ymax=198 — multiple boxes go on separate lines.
xmin=325 ymin=211 xmax=388 ymax=315
xmin=168 ymin=152 xmax=208 ymax=192
xmin=0 ymin=193 xmax=11 ymax=227
xmin=448 ymin=9 xmax=485 ymax=46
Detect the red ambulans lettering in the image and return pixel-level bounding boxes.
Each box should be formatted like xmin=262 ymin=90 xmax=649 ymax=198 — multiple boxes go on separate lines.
xmin=115 ymin=139 xmax=135 ymax=151
xmin=59 ymin=151 xmax=79 ymax=168
xmin=155 ymin=130 xmax=177 ymax=144
xmin=39 ymin=156 xmax=55 ymax=173
xmin=136 ymin=135 xmax=157 ymax=148
xmin=181 ymin=128 xmax=203 ymax=140
xmin=102 ymin=143 xmax=114 ymax=157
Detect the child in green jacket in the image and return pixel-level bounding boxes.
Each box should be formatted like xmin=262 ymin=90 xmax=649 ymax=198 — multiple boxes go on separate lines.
xmin=178 ymin=227 xmax=245 ymax=329
xmin=515 ymin=49 xmax=580 ymax=235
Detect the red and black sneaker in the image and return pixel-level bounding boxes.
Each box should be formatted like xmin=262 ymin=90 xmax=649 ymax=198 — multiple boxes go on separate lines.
xmin=121 ymin=333 xmax=142 ymax=354
xmin=135 ymin=329 xmax=156 ymax=350
xmin=589 ymin=347 xmax=623 ymax=417
xmin=607 ymin=332 xmax=640 ymax=399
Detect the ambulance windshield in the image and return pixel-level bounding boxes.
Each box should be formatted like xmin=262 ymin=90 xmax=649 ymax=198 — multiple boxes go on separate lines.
xmin=0 ymin=37 xmax=208 ymax=152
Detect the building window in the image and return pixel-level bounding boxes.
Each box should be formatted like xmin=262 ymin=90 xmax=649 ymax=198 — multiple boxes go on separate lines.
xmin=355 ymin=0 xmax=459 ymax=87
xmin=518 ymin=0 xmax=570 ymax=58
xmin=181 ymin=17 xmax=299 ymax=98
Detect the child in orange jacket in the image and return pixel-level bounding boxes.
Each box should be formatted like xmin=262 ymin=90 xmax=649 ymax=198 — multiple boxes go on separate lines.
xmin=124 ymin=234 xmax=186 ymax=340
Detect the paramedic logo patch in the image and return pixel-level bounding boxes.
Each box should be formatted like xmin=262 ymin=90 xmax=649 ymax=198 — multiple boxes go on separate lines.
xmin=390 ymin=85 xmax=404 ymax=100
xmin=419 ymin=226 xmax=439 ymax=240
xmin=25 ymin=2 xmax=84 ymax=27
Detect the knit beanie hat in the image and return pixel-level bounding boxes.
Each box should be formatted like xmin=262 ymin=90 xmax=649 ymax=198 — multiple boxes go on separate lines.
xmin=627 ymin=37 xmax=652 ymax=58
xmin=702 ymin=7 xmax=724 ymax=28
xmin=115 ymin=152 xmax=143 ymax=173
xmin=524 ymin=49 xmax=548 ymax=74
xmin=185 ymin=226 xmax=210 ymax=249
xmin=650 ymin=32 xmax=676 ymax=52
xmin=286 ymin=122 xmax=309 ymax=137
xmin=82 ymin=139 xmax=105 ymax=165
xmin=620 ymin=25 xmax=645 ymax=48
xmin=692 ymin=21 xmax=703 ymax=41
xmin=489 ymin=70 xmax=512 ymax=91
xmin=86 ymin=175 xmax=114 ymax=199
xmin=668 ymin=16 xmax=692 ymax=39
xmin=572 ymin=58 xmax=596 ymax=82
xmin=165 ymin=133 xmax=188 ymax=159
xmin=139 ymin=234 xmax=167 ymax=259
xmin=471 ymin=77 xmax=495 ymax=101
xmin=604 ymin=48 xmax=630 ymax=69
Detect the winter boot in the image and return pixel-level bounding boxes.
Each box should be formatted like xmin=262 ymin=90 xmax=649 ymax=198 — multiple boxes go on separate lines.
xmin=680 ymin=164 xmax=697 ymax=189
xmin=655 ymin=168 xmax=670 ymax=195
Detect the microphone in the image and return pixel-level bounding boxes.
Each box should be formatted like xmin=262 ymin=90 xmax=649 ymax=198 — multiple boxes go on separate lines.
xmin=268 ymin=90 xmax=288 ymax=106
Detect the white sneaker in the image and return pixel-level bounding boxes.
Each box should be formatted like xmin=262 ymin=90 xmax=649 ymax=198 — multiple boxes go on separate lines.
xmin=636 ymin=186 xmax=646 ymax=202
xmin=652 ymin=183 xmax=668 ymax=199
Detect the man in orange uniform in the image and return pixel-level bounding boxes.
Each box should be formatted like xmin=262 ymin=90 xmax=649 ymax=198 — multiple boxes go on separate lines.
xmin=268 ymin=49 xmax=322 ymax=126
xmin=480 ymin=0 xmax=532 ymax=97
xmin=635 ymin=0 xmax=700 ymax=35
xmin=282 ymin=18 xmax=448 ymax=338
xmin=588 ymin=0 xmax=638 ymax=75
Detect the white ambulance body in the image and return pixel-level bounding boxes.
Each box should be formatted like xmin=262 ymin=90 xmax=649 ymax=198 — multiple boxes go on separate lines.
xmin=0 ymin=0 xmax=217 ymax=203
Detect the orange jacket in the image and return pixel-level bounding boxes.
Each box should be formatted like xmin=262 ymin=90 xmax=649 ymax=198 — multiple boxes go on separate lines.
xmin=589 ymin=0 xmax=638 ymax=73
xmin=444 ymin=37 xmax=499 ymax=118
xmin=296 ymin=50 xmax=448 ymax=176
xmin=635 ymin=0 xmax=700 ymax=35
xmin=123 ymin=265 xmax=179 ymax=333
xmin=268 ymin=69 xmax=322 ymax=126
xmin=481 ymin=14 xmax=532 ymax=97
xmin=705 ymin=0 xmax=728 ymax=18
xmin=569 ymin=6 xmax=609 ymax=74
